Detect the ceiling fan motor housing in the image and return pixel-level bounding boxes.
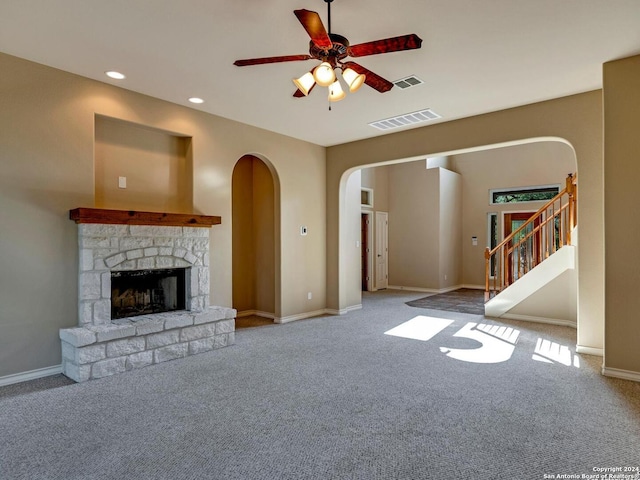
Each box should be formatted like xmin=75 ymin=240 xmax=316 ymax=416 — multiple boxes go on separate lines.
xmin=310 ymin=33 xmax=349 ymax=65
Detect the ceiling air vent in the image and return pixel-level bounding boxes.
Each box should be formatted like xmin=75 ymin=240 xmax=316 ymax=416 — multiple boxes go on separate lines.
xmin=369 ymin=108 xmax=441 ymax=131
xmin=393 ymin=75 xmax=424 ymax=89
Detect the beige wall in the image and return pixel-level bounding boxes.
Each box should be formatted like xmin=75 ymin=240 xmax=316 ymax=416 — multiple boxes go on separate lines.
xmin=231 ymin=157 xmax=256 ymax=312
xmin=386 ymin=163 xmax=462 ymax=291
xmin=0 ymin=52 xmax=325 ymax=377
xmin=360 ymin=165 xmax=389 ymax=212
xmin=452 ymin=141 xmax=576 ymax=287
xmin=327 ymin=91 xmax=603 ymax=354
xmin=387 ymin=161 xmax=440 ymax=289
xmin=439 ymin=168 xmax=463 ymax=289
xmin=603 ymin=54 xmax=640 ymax=374
xmin=95 ymin=116 xmax=193 ymax=213
xmin=252 ymin=158 xmax=276 ymax=315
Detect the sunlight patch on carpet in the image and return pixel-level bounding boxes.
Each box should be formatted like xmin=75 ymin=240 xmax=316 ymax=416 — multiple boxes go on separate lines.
xmin=440 ymin=322 xmax=520 ymax=364
xmin=385 ymin=318 xmax=580 ymax=368
xmin=533 ymin=338 xmax=580 ymax=368
xmin=384 ymin=316 xmax=453 ymax=341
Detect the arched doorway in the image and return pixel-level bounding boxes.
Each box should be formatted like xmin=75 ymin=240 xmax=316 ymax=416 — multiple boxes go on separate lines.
xmin=340 ymin=139 xmax=578 ymax=323
xmin=231 ymin=155 xmax=279 ymax=326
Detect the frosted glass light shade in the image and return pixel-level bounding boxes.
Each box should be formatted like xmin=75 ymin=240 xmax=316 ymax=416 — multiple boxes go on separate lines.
xmin=328 ymin=80 xmax=346 ymax=102
xmin=342 ymin=68 xmax=366 ymax=92
xmin=292 ymin=72 xmax=315 ymax=96
xmin=313 ymin=62 xmax=336 ymax=87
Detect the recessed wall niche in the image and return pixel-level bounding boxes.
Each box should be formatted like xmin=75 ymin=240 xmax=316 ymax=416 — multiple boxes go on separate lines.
xmin=94 ymin=115 xmax=193 ymax=213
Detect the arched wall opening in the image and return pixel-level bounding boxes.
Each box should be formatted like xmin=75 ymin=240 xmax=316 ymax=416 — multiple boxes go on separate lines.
xmin=351 ymin=139 xmax=577 ymax=295
xmin=326 ymin=91 xmax=603 ymax=356
xmin=231 ymin=154 xmax=281 ymax=321
xmin=330 ymin=127 xmax=604 ymax=355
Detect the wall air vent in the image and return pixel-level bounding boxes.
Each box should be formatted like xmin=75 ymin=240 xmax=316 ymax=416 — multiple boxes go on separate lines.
xmin=368 ymin=108 xmax=441 ymax=131
xmin=393 ymin=75 xmax=424 ymax=89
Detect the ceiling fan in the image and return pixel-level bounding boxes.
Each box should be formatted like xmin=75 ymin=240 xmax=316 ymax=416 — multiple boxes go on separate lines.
xmin=233 ymin=0 xmax=422 ymax=103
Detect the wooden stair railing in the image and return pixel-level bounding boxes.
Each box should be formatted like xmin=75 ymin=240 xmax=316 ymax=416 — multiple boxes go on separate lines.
xmin=484 ymin=173 xmax=577 ymax=301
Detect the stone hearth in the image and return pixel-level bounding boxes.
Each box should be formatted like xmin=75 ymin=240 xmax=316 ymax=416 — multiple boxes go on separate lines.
xmin=60 ymin=209 xmax=234 ymax=382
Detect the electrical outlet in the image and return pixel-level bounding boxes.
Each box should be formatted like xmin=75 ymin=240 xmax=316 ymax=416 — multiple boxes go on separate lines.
xmin=307 ymin=292 xmax=312 ymax=300
xmin=118 ymin=176 xmax=127 ymax=189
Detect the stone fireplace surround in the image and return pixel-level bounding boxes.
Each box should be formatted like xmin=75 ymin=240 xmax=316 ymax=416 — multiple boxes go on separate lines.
xmin=60 ymin=208 xmax=235 ymax=382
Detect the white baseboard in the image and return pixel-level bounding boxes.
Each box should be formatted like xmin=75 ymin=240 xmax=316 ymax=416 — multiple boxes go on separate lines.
xmin=461 ymin=284 xmax=485 ymax=290
xmin=602 ymin=366 xmax=640 ymax=383
xmin=576 ymin=345 xmax=604 ymax=357
xmin=500 ymin=313 xmax=578 ymax=329
xmin=236 ymin=310 xmax=275 ymax=319
xmin=0 ymin=364 xmax=63 ymax=387
xmin=275 ymin=309 xmax=331 ymax=324
xmin=388 ymin=285 xmax=438 ymax=293
xmin=241 ymin=305 xmax=364 ymax=324
xmin=324 ymin=304 xmax=363 ymax=316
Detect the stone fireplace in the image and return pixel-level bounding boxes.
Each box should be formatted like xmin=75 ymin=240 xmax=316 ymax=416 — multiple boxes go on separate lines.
xmin=60 ymin=208 xmax=235 ymax=382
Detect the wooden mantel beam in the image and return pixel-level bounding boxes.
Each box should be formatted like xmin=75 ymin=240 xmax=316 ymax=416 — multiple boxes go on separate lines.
xmin=69 ymin=208 xmax=221 ymax=228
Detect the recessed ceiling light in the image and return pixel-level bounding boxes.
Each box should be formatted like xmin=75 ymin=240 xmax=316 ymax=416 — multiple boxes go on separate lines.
xmin=105 ymin=71 xmax=126 ymax=80
xmin=188 ymin=97 xmax=204 ymax=104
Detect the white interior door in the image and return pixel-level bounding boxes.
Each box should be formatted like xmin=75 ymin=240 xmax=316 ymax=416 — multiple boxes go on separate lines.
xmin=375 ymin=211 xmax=388 ymax=290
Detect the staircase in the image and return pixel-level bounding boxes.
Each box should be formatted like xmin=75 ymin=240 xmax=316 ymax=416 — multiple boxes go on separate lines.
xmin=484 ymin=174 xmax=577 ymax=322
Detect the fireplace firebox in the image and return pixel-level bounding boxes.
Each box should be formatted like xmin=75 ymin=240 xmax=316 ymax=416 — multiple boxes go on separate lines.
xmin=111 ymin=268 xmax=189 ymax=319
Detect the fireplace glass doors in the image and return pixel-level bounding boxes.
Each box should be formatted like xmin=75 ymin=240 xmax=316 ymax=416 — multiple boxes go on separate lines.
xmin=111 ymin=268 xmax=189 ymax=319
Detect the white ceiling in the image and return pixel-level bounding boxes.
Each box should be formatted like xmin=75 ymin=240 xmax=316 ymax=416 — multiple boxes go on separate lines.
xmin=1 ymin=0 xmax=639 ymax=147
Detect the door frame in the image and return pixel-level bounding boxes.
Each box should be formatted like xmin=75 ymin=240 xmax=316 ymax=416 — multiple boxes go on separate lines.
xmin=361 ymin=211 xmax=374 ymax=292
xmin=375 ymin=211 xmax=389 ymax=290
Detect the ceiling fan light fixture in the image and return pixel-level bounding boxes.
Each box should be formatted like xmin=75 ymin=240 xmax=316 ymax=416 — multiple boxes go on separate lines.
xmin=233 ymin=3 xmax=423 ymax=105
xmin=342 ymin=67 xmax=366 ymax=93
xmin=313 ymin=62 xmax=336 ymax=87
xmin=292 ymin=72 xmax=316 ymax=96
xmin=328 ymin=80 xmax=346 ymax=102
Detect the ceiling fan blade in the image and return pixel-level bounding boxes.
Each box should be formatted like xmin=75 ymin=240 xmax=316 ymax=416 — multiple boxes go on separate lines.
xmin=348 ymin=34 xmax=423 ymax=57
xmin=294 ymin=9 xmax=332 ymax=49
xmin=342 ymin=62 xmax=394 ymax=93
xmin=234 ymin=54 xmax=313 ymax=67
